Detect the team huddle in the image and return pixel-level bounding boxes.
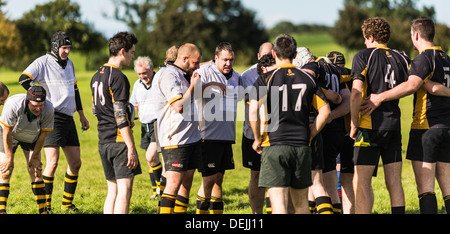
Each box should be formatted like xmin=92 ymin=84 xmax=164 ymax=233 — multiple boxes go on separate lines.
xmin=1 ymin=16 xmax=450 ymax=214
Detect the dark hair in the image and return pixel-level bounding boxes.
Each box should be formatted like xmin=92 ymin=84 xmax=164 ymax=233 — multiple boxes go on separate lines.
xmin=411 ymin=17 xmax=435 ymax=42
xmin=0 ymin=81 xmax=9 ymax=97
xmin=273 ymin=34 xmax=297 ymax=60
xmin=215 ymin=42 xmax=234 ymax=56
xmin=257 ymin=54 xmax=276 ymax=75
xmin=108 ymin=32 xmax=138 ymax=57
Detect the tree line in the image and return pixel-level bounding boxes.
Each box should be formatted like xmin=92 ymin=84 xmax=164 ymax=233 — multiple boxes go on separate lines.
xmin=1 ymin=0 xmax=450 ymax=71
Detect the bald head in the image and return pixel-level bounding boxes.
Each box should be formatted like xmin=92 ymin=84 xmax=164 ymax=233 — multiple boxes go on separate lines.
xmin=175 ymin=43 xmax=202 ymax=75
xmin=258 ymin=42 xmax=273 ymax=59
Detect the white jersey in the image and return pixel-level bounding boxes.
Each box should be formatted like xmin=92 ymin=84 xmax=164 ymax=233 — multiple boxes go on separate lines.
xmin=196 ymin=62 xmax=240 ymax=142
xmin=240 ymin=64 xmax=259 ymax=140
xmin=130 ymin=79 xmax=157 ymax=123
xmin=151 ymin=64 xmax=201 ymax=148
xmin=22 ymin=54 xmax=77 ymax=116
xmin=0 ymin=94 xmax=54 ymax=143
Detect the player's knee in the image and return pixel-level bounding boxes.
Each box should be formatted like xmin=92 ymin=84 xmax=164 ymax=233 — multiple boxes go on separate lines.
xmin=1 ymin=167 xmax=14 ymax=181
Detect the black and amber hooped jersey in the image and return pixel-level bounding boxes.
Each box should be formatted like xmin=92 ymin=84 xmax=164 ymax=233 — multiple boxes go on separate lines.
xmin=252 ymin=64 xmax=328 ymax=147
xmin=351 ymin=46 xmax=410 ymax=131
xmin=90 ymin=63 xmax=131 ymax=144
xmin=410 ymin=47 xmax=450 ymax=129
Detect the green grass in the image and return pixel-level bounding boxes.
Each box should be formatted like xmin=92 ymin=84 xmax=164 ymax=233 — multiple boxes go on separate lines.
xmin=0 ymin=32 xmax=447 ymax=214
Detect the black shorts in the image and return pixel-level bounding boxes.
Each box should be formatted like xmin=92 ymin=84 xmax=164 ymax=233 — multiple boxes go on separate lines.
xmin=407 ymin=128 xmax=450 ymax=163
xmin=353 ymin=129 xmax=402 ymax=166
xmin=44 ymin=112 xmax=80 ymax=147
xmin=310 ymin=132 xmax=324 ymax=171
xmin=0 ymin=127 xmax=36 ymax=153
xmin=259 ymin=145 xmax=312 ymax=189
xmin=322 ymin=128 xmax=345 ymax=173
xmin=161 ymin=141 xmax=202 ymax=172
xmin=140 ymin=120 xmax=157 ymax=150
xmin=199 ymin=140 xmax=234 ymax=177
xmin=339 ymin=135 xmax=355 ymax=174
xmin=242 ymin=135 xmax=261 ymax=171
xmin=99 ymin=142 xmax=142 ymax=180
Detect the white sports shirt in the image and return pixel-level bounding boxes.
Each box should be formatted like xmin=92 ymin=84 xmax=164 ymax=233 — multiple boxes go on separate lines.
xmin=0 ymin=94 xmax=54 ymax=143
xmin=22 ymin=54 xmax=77 ymax=116
xmin=151 ymin=64 xmax=201 ymax=148
xmin=196 ymin=62 xmax=241 ymax=143
xmin=130 ymin=80 xmax=157 ymax=123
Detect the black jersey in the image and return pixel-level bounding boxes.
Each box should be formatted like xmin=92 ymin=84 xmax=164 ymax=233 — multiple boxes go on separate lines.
xmin=91 ymin=63 xmax=132 ymax=144
xmin=352 ymin=46 xmax=410 ymax=131
xmin=410 ymin=47 xmax=450 ymax=129
xmin=252 ymin=64 xmax=328 ymax=147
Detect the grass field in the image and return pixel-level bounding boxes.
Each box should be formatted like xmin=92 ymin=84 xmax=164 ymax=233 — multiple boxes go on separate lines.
xmin=0 ymin=32 xmax=447 ymax=214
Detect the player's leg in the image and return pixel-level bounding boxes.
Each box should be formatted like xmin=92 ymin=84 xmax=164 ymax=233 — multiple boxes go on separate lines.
xmin=248 ymin=170 xmax=265 ymax=214
xmin=23 ymin=148 xmax=47 ymax=214
xmin=383 ymin=161 xmax=405 ymax=213
xmin=146 ymin=142 xmax=161 ymax=198
xmin=267 ymin=187 xmax=289 ymax=214
xmin=289 ymin=187 xmax=310 ymax=214
xmin=43 ymin=146 xmax=59 ymax=211
xmin=436 ymin=162 xmax=450 ymax=213
xmin=61 ymin=146 xmax=81 ymax=211
xmin=353 ymin=165 xmax=375 ymax=214
xmin=0 ymin=151 xmax=13 ymax=214
xmin=104 ymin=179 xmax=118 ymax=214
xmin=113 ymin=177 xmax=134 ymax=214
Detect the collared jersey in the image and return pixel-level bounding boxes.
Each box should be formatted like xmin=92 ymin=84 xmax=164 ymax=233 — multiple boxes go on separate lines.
xmin=151 ymin=64 xmax=201 ymax=148
xmin=196 ymin=62 xmax=241 ymax=142
xmin=252 ymin=64 xmax=328 ymax=147
xmin=0 ymin=94 xmax=54 ymax=143
xmin=22 ymin=54 xmax=77 ymax=116
xmin=130 ymin=79 xmax=157 ymax=123
xmin=410 ymin=46 xmax=450 ymax=129
xmin=352 ymin=46 xmax=410 ymax=131
xmin=90 ymin=64 xmax=132 ymax=144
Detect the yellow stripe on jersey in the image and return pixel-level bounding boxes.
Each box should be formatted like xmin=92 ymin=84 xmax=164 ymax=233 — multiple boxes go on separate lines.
xmin=411 ymin=88 xmax=430 ymax=130
xmin=340 ymin=75 xmax=352 ymax=83
xmin=312 ymin=94 xmax=328 ymax=111
xmin=169 ymin=95 xmax=183 ymax=105
xmin=359 ymin=79 xmax=373 ymax=130
xmin=22 ymin=72 xmax=34 ymax=80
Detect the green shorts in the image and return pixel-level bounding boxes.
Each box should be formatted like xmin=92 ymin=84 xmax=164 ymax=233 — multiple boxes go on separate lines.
xmin=259 ymin=145 xmax=312 ymax=189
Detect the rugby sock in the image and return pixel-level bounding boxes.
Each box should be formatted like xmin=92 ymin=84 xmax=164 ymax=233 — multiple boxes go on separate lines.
xmin=333 ymin=203 xmax=342 ymax=214
xmin=43 ymin=175 xmax=54 ymax=210
xmin=266 ymin=197 xmax=272 ymax=214
xmin=0 ymin=183 xmax=10 ymax=213
xmin=62 ymin=173 xmax=78 ymax=209
xmin=196 ymin=195 xmax=210 ymax=214
xmin=315 ymin=196 xmax=333 ymax=214
xmin=308 ymin=200 xmax=316 ymax=214
xmin=31 ymin=181 xmax=47 ymax=214
xmin=209 ymin=196 xmax=224 ymax=214
xmin=149 ymin=170 xmax=158 ymax=196
xmin=418 ymin=192 xmax=438 ymax=214
xmin=156 ymin=176 xmax=166 ymax=214
xmin=443 ymin=195 xmax=450 ymax=214
xmin=174 ymin=195 xmax=189 ymax=214
xmin=391 ymin=206 xmax=405 ymax=214
xmin=159 ymin=193 xmax=176 ymax=214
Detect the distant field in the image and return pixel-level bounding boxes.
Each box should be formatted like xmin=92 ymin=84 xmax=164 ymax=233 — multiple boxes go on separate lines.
xmin=0 ymin=32 xmax=447 ymax=214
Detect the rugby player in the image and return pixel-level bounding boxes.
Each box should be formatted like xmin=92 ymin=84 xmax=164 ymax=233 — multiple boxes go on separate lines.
xmin=0 ymin=86 xmax=54 ymax=214
xmin=130 ymin=56 xmax=162 ymax=199
xmin=152 ymin=43 xmax=202 ymax=214
xmin=91 ymin=32 xmax=141 ymax=214
xmin=350 ymin=17 xmax=409 ymax=214
xmin=19 ymin=31 xmax=89 ymax=212
xmin=250 ymin=34 xmax=330 ymax=214
xmin=362 ymin=17 xmax=450 ymax=214
xmin=195 ymin=42 xmax=240 ymax=214
xmin=240 ymin=42 xmax=273 ymax=214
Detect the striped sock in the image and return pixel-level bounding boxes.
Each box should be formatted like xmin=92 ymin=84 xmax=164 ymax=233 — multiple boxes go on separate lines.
xmin=333 ymin=203 xmax=342 ymax=214
xmin=159 ymin=193 xmax=176 ymax=214
xmin=209 ymin=196 xmax=224 ymax=214
xmin=174 ymin=195 xmax=189 ymax=214
xmin=31 ymin=181 xmax=47 ymax=214
xmin=419 ymin=192 xmax=437 ymax=214
xmin=308 ymin=200 xmax=316 ymax=214
xmin=62 ymin=173 xmax=78 ymax=209
xmin=149 ymin=170 xmax=158 ymax=196
xmin=266 ymin=197 xmax=272 ymax=214
xmin=43 ymin=175 xmax=54 ymax=210
xmin=0 ymin=183 xmax=10 ymax=214
xmin=196 ymin=196 xmax=210 ymax=214
xmin=315 ymin=196 xmax=333 ymax=214
xmin=444 ymin=195 xmax=450 ymax=214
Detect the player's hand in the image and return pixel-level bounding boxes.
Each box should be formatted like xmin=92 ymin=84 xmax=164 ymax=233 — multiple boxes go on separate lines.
xmin=361 ymin=93 xmax=382 ymax=116
xmin=191 ymin=71 xmax=201 ymax=87
xmin=80 ymin=116 xmax=90 ymax=132
xmin=252 ymin=138 xmax=262 ymax=155
xmin=0 ymin=155 xmax=13 ymax=174
xmin=127 ymin=148 xmax=139 ymax=170
xmin=28 ymin=156 xmax=43 ymax=179
xmin=350 ymin=125 xmax=358 ymax=140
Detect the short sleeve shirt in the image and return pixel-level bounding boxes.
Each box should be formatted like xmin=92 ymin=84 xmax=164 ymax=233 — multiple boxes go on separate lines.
xmin=0 ymin=94 xmax=54 ymax=143
xmin=130 ymin=80 xmax=157 ymax=123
